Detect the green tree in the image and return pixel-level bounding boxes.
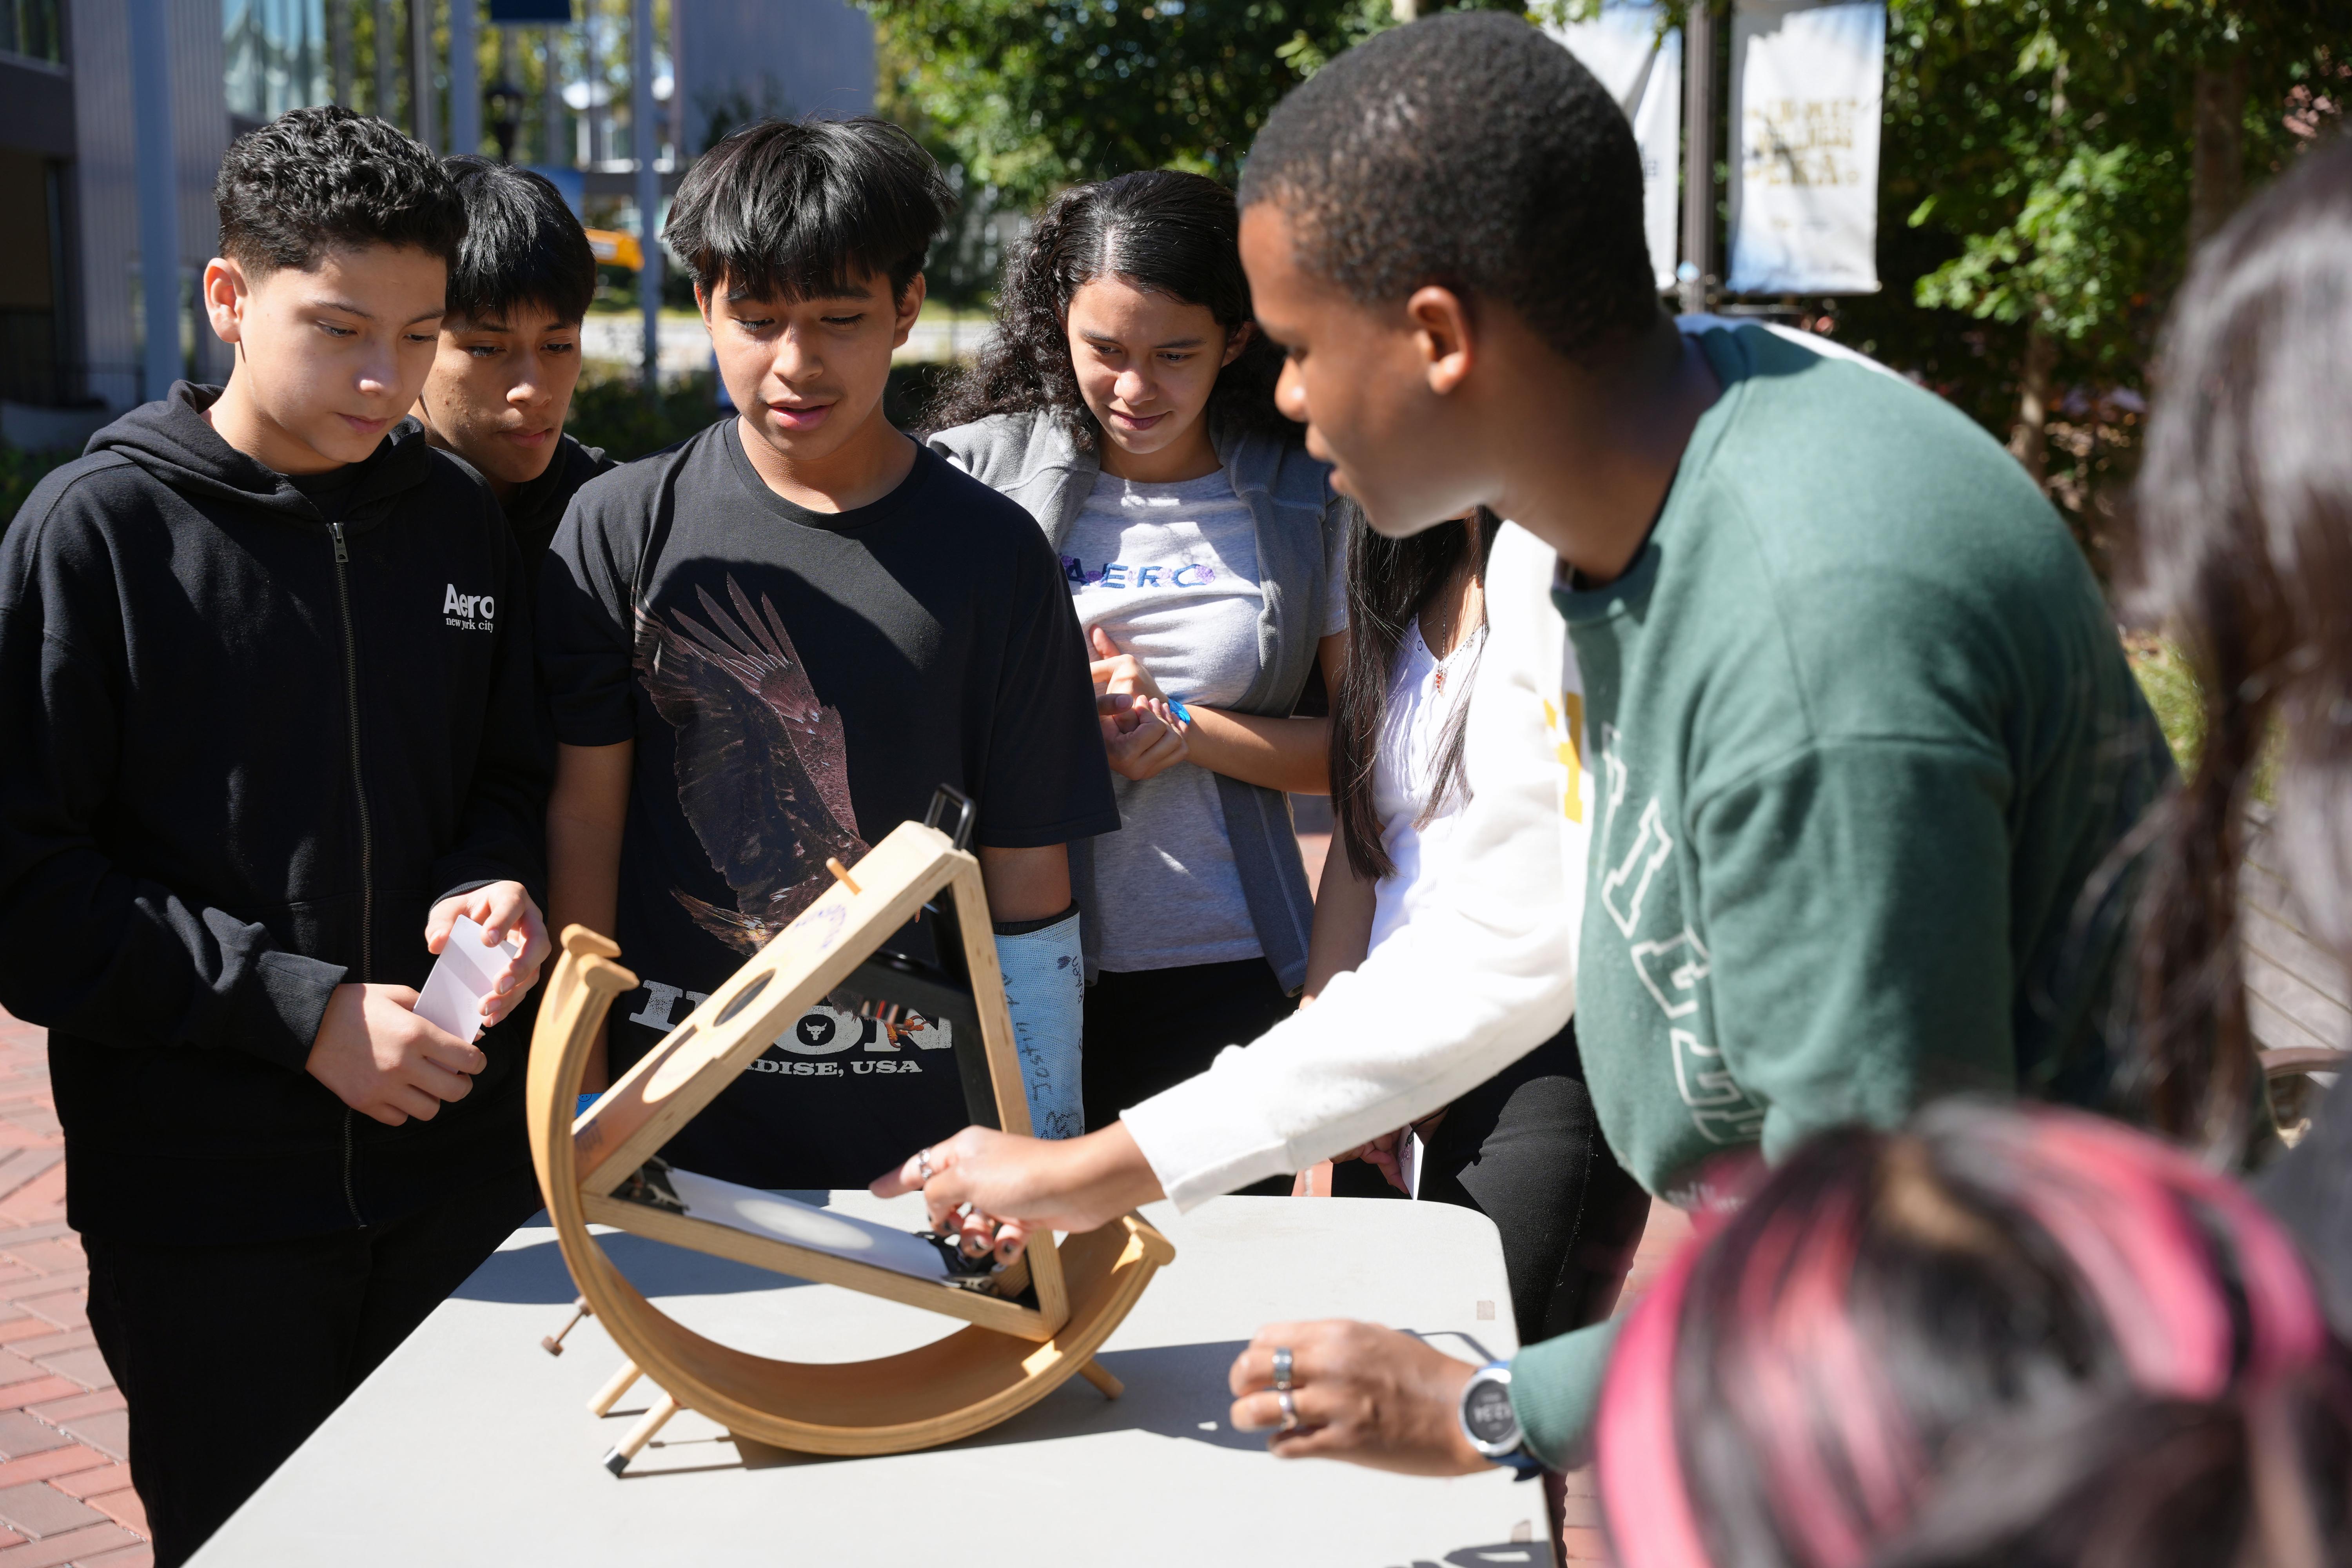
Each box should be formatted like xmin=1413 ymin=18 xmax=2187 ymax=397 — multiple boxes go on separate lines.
xmin=868 ymin=0 xmax=1484 ymax=214
xmin=1834 ymin=1 xmax=2341 ymax=556
xmin=871 ymin=0 xmax=2343 ymax=554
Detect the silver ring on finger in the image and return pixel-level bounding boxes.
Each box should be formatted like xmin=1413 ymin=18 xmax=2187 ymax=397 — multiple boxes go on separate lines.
xmin=1277 ymin=1388 xmax=1299 ymax=1432
xmin=915 ymin=1147 xmax=935 ymax=1182
xmin=1272 ymin=1346 xmax=1294 ymax=1394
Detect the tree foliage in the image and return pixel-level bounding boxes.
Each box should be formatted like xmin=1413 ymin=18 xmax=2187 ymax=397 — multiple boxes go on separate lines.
xmin=1835 ymin=1 xmax=2341 ymax=552
xmin=867 ymin=1 xmax=1548 ymax=213
xmin=867 ymin=0 xmax=2346 ymax=548
xmin=869 ymin=0 xmax=1368 ymax=212
xmin=1889 ymin=3 xmax=2328 ymax=359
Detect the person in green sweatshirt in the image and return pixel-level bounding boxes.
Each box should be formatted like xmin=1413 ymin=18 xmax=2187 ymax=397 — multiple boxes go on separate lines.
xmin=875 ymin=11 xmax=2178 ymax=1474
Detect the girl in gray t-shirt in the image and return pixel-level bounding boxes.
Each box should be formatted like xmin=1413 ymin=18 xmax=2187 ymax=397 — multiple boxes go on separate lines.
xmin=927 ymin=171 xmax=1351 ymax=1144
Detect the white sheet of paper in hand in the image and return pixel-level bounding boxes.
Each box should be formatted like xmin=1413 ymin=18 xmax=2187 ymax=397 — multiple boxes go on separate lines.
xmin=413 ymin=915 xmax=512 ymax=1042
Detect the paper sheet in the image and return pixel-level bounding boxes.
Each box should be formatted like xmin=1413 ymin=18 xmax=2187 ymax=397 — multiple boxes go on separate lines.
xmin=413 ymin=915 xmax=514 ymax=1042
xmin=662 ymin=1168 xmax=957 ymax=1283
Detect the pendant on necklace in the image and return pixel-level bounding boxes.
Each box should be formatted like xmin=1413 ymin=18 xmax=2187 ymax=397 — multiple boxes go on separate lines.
xmin=1433 ymin=668 xmax=1446 ymax=692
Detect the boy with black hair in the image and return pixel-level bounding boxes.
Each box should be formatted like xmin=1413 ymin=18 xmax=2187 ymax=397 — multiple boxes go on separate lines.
xmin=0 ymin=107 xmax=548 ymax=1564
xmin=878 ymin=12 xmax=2176 ymax=1473
xmin=540 ymin=116 xmax=1114 ymax=1190
xmin=416 ymin=155 xmax=614 ymax=570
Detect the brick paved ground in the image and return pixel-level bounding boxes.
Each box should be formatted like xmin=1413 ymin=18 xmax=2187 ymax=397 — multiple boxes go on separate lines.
xmin=0 ymin=1013 xmax=148 ymax=1568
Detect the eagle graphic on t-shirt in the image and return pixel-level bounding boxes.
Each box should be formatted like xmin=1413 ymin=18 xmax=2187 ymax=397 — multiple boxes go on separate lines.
xmin=634 ymin=577 xmax=867 ymax=954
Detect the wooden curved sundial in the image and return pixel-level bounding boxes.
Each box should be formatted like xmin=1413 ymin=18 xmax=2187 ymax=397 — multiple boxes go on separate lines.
xmin=526 ymin=793 xmax=1175 ymax=1473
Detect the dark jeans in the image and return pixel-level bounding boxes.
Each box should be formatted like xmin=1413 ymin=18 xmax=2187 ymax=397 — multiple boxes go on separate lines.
xmin=1333 ymin=1021 xmax=1651 ymax=1343
xmin=84 ymin=1163 xmax=542 ymax=1568
xmin=1083 ymin=956 xmax=1297 ymax=1197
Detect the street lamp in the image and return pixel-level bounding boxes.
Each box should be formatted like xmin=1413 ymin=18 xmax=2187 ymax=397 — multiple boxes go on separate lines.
xmin=486 ymin=75 xmax=525 ymax=163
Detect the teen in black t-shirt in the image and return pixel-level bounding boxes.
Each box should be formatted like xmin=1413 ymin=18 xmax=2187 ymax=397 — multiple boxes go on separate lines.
xmin=539 ymin=117 xmax=1116 ymax=1188
xmin=543 ymin=424 xmax=1114 ymax=1181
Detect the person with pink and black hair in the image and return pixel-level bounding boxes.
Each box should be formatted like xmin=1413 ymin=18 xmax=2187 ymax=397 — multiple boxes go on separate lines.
xmin=1593 ymin=1100 xmax=2348 ymax=1568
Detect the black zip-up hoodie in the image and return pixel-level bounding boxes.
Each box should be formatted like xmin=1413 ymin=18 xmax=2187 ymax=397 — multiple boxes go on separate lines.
xmin=0 ymin=385 xmax=548 ymax=1245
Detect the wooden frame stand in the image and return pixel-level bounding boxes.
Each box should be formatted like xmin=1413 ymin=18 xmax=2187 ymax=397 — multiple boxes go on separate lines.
xmin=527 ymin=818 xmax=1174 ymax=1470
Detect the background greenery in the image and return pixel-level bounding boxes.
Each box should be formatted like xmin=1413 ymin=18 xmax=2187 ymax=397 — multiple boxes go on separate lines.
xmin=872 ymin=0 xmax=2343 ymax=566
xmin=5 ymin=0 xmax=2339 ymax=777
xmin=0 ymin=449 xmax=74 ymax=530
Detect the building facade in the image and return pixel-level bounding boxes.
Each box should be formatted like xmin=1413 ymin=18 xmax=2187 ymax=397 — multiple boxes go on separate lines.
xmin=0 ymin=0 xmax=869 ymax=430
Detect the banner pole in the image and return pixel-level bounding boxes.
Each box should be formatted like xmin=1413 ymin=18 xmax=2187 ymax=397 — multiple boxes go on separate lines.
xmin=1679 ymin=0 xmax=1715 ymax=315
xmin=632 ymin=0 xmax=663 ymax=397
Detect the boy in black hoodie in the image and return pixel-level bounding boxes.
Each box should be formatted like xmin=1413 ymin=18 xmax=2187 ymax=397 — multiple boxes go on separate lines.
xmin=0 ymin=108 xmax=548 ymax=1565
xmin=414 ymin=156 xmax=615 ymax=572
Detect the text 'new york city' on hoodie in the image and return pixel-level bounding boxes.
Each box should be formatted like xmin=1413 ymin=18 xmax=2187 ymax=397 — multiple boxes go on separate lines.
xmin=0 ymin=384 xmax=549 ymax=1245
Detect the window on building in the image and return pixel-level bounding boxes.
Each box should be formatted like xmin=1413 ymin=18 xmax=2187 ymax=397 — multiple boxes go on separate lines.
xmin=1 ymin=0 xmax=64 ymax=67
xmin=0 ymin=149 xmax=64 ymax=403
xmin=225 ymin=0 xmax=328 ymax=120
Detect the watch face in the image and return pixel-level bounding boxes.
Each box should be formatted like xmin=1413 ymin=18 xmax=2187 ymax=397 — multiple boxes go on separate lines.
xmin=1465 ymin=1377 xmax=1519 ymax=1447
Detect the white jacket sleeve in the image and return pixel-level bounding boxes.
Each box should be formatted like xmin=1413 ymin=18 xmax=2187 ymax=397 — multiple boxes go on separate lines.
xmin=1122 ymin=524 xmax=1593 ymax=1207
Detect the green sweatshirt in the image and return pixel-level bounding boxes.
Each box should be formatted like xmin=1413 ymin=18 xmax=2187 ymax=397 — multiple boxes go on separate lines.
xmin=1509 ymin=324 xmax=2174 ymax=1465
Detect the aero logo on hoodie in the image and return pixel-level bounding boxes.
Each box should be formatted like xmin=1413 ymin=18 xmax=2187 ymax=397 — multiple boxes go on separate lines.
xmin=443 ymin=583 xmax=495 ymax=632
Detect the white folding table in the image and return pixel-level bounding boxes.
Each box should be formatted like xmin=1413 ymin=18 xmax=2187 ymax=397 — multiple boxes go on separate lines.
xmin=192 ymin=1192 xmax=1552 ymax=1567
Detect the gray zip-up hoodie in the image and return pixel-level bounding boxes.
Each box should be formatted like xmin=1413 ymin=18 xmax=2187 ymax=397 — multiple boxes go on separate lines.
xmin=925 ymin=410 xmax=1345 ymax=991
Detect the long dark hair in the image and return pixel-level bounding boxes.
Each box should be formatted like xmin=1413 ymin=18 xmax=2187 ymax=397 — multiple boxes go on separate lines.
xmin=928 ymin=169 xmax=1292 ymax=447
xmin=2125 ymin=136 xmax=2352 ymax=1154
xmin=1593 ymin=1102 xmax=2334 ymax=1568
xmin=1331 ymin=510 xmax=1499 ymax=881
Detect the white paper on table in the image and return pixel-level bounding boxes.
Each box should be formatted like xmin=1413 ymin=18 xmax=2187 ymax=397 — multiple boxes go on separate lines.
xmin=661 ymin=1167 xmax=957 ymax=1282
xmin=413 ymin=914 xmax=514 ymax=1042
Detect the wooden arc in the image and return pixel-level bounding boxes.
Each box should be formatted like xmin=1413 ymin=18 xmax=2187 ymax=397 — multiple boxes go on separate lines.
xmin=526 ymin=824 xmax=1175 ymax=1459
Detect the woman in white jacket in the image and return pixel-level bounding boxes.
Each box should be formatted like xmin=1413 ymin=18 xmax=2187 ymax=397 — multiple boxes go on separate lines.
xmin=1298 ymin=507 xmax=1647 ymax=1346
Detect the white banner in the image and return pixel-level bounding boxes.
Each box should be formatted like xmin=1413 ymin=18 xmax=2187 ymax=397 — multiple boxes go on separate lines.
xmin=1545 ymin=5 xmax=1682 ymax=293
xmin=1727 ymin=0 xmax=1884 ymax=294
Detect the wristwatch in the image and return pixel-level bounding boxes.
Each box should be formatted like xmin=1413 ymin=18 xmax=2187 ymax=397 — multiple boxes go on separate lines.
xmin=1459 ymin=1361 xmax=1544 ymax=1475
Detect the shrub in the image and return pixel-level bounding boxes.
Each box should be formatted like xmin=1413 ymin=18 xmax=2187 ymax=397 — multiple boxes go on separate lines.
xmin=0 ymin=446 xmax=76 ymax=528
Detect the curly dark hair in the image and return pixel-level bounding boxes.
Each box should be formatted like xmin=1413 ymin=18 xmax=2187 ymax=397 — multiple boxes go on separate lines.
xmin=928 ymin=169 xmax=1294 ymax=448
xmin=1237 ymin=11 xmax=1660 ymax=366
xmin=216 ymin=105 xmax=462 ymax=276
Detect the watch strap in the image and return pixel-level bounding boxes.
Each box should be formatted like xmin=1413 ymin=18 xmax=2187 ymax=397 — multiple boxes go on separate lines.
xmin=1462 ymin=1360 xmax=1546 ymax=1475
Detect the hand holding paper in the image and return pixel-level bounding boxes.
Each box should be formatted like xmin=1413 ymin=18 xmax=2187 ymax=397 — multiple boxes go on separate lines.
xmin=306 ymin=984 xmax=485 ymax=1126
xmin=423 ymin=881 xmax=550 ymax=1031
xmin=414 ymin=915 xmax=514 ymax=1043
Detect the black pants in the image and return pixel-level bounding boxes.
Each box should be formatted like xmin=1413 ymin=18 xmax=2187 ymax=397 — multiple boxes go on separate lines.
xmin=1083 ymin=956 xmax=1297 ymax=1197
xmin=1333 ymin=1021 xmax=1652 ymax=1344
xmin=84 ymin=1163 xmax=542 ymax=1567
